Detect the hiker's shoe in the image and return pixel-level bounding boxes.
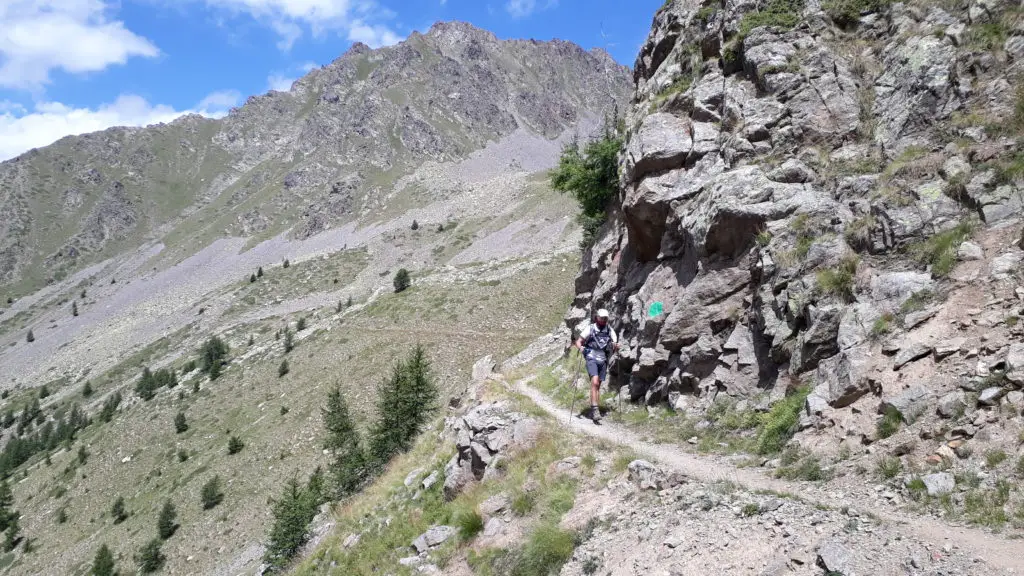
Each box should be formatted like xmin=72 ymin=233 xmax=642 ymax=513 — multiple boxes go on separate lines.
xmin=588 ymin=406 xmax=602 ymax=424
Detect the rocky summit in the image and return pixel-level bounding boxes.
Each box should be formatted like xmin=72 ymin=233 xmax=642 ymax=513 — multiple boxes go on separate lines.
xmin=1 ymin=0 xmax=1024 ymax=575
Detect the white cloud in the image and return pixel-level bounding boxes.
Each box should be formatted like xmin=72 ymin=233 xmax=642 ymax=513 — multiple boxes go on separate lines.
xmin=0 ymin=0 xmax=160 ymax=91
xmin=267 ymin=74 xmax=295 ymax=91
xmin=0 ymin=91 xmax=238 ymax=161
xmin=505 ymin=0 xmax=557 ymax=18
xmin=197 ymin=0 xmax=403 ymax=48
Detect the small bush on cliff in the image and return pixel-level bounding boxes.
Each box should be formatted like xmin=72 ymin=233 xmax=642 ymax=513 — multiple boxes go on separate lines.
xmin=551 ymin=114 xmax=622 ymax=247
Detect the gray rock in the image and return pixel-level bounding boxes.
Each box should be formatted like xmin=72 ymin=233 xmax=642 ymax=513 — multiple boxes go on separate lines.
xmin=792 ymin=307 xmax=842 ymax=373
xmin=343 ymin=533 xmax=361 ymax=548
xmin=904 ymin=308 xmax=938 ymax=330
xmin=472 ymin=355 xmax=496 ymax=382
xmin=936 ymin=391 xmax=966 ymax=418
xmin=815 ymin=350 xmax=876 ymax=408
xmin=443 ymin=455 xmax=473 ymax=501
xmin=723 ymin=323 xmax=757 ymax=367
xmin=920 ymin=472 xmax=955 ymax=496
xmin=767 ymin=159 xmax=815 ymax=183
xmin=482 ymin=517 xmax=504 ymax=537
xmin=1005 ymin=390 xmax=1024 ymax=406
xmin=479 ymin=494 xmax=510 ymax=517
xmin=978 ymin=387 xmax=1005 ymax=406
xmin=398 ymin=556 xmax=423 ymax=567
xmin=404 ymin=468 xmax=425 ymax=487
xmin=624 ymin=112 xmax=692 ymax=183
xmin=421 ymin=471 xmax=440 ymax=491
xmin=934 ymin=338 xmax=966 ymax=360
xmin=894 ymin=343 xmax=933 ymax=370
xmin=991 ymin=252 xmax=1023 ymax=280
xmin=816 ymin=540 xmax=852 ymax=574
xmin=412 ymin=526 xmax=455 ymax=554
xmin=870 ymin=272 xmax=934 ymax=307
xmin=881 ymin=386 xmax=932 ymax=423
xmin=958 ymin=241 xmax=983 ymax=261
xmin=627 ymin=460 xmax=663 ymax=490
xmin=942 ymin=156 xmax=971 ymax=180
xmin=1005 ymin=343 xmax=1024 ymax=384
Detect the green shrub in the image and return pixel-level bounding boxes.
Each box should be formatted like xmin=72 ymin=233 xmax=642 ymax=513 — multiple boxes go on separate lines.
xmin=816 ymin=255 xmax=859 ymax=302
xmin=82 ymin=381 xmax=93 ymax=397
xmin=877 ymin=406 xmax=902 ymax=439
xmin=550 ymin=117 xmax=622 ymax=247
xmin=200 ymin=336 xmax=229 ymax=380
xmin=228 ymin=436 xmax=245 ymax=455
xmin=494 ymin=523 xmax=576 ymax=576
xmin=870 ymin=313 xmax=894 ymax=339
xmin=278 ymin=359 xmax=290 ymax=377
xmin=263 ymin=477 xmax=319 ymax=569
xmin=111 ymin=496 xmax=128 ymax=524
xmin=296 ymin=317 xmax=307 ymax=331
xmin=739 ymin=0 xmax=804 ymax=38
xmin=177 ymin=449 xmax=189 ymax=463
xmin=511 ymin=491 xmax=536 ymax=516
xmin=26 ymin=330 xmax=34 ymax=343
xmin=136 ymin=539 xmax=165 ymax=573
xmin=174 ymin=412 xmax=188 ymax=434
xmin=776 ymin=455 xmax=829 ymax=481
xmin=755 ymin=386 xmax=810 ymax=454
xmin=741 ymin=503 xmax=761 ymax=516
xmin=877 ymin=456 xmax=902 ymax=479
xmin=367 ymin=345 xmax=439 ymax=468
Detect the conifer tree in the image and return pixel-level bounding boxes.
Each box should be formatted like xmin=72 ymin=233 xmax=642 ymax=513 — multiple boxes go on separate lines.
xmin=0 ymin=480 xmax=15 ymax=532
xmin=346 ymin=295 xmax=353 ymax=307
xmin=250 ymin=273 xmax=257 ymax=283
xmin=283 ymin=329 xmax=294 ymax=354
xmin=257 ymin=267 xmax=264 ymax=278
xmin=296 ymin=317 xmax=307 ymax=331
xmin=26 ymin=330 xmax=34 ymax=343
xmin=72 ymin=301 xmax=79 ymax=317
xmin=174 ymin=412 xmax=188 ymax=434
xmin=367 ymin=345 xmax=438 ymax=467
xmin=111 ymin=496 xmax=128 ymax=524
xmin=201 ymin=476 xmax=224 ymax=510
xmin=92 ymin=544 xmax=116 ymax=576
xmin=157 ymin=501 xmax=177 ymax=540
xmin=136 ymin=539 xmax=165 ymax=573
xmin=283 ymin=259 xmax=290 ymax=269
xmin=38 ymin=385 xmax=49 ymax=398
xmin=82 ymin=381 xmax=93 ymax=397
xmin=411 ymin=219 xmax=419 ymax=230
xmin=278 ymin=360 xmax=290 ymax=377
xmin=263 ymin=478 xmax=318 ymax=569
xmin=393 ymin=268 xmax=411 ymax=293
xmin=227 ymin=436 xmax=244 ymax=455
xmin=322 ymin=388 xmax=366 ymax=498
xmin=200 ymin=336 xmax=229 ymax=380
xmin=3 ymin=516 xmax=19 ymax=552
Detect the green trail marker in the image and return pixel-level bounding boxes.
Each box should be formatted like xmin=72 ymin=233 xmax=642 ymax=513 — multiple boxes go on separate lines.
xmin=648 ymin=301 xmax=664 ymax=318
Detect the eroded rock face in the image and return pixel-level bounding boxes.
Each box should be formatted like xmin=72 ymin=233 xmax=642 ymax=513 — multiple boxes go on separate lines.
xmin=566 ymin=0 xmax=1024 ymax=431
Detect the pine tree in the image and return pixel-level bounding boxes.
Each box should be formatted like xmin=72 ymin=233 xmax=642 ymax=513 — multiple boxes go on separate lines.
xmin=78 ymin=445 xmax=88 ymax=465
xmin=283 ymin=329 xmax=294 ymax=354
xmin=263 ymin=478 xmax=318 ymax=569
xmin=111 ymin=496 xmax=128 ymax=524
xmin=201 ymin=475 xmax=224 ymax=510
xmin=257 ymin=267 xmax=264 ymax=278
xmin=72 ymin=301 xmax=79 ymax=316
xmin=99 ymin=392 xmax=122 ymax=423
xmin=296 ymin=317 xmax=307 ymax=331
xmin=92 ymin=544 xmax=116 ymax=576
xmin=367 ymin=345 xmax=439 ymax=467
xmin=81 ymin=289 xmax=87 ymax=299
xmin=3 ymin=516 xmax=19 ymax=552
xmin=26 ymin=330 xmax=34 ymax=343
xmin=278 ymin=360 xmax=290 ymax=378
xmin=247 ymin=335 xmax=254 ymax=346
xmin=174 ymin=412 xmax=188 ymax=434
xmin=56 ymin=507 xmax=67 ymax=524
xmin=393 ymin=268 xmax=411 ymax=293
xmin=411 ymin=219 xmax=419 ymax=230
xmin=250 ymin=273 xmax=257 ymax=283
xmin=136 ymin=538 xmax=165 ymax=573
xmin=336 ymin=301 xmax=343 ymax=313
xmin=227 ymin=436 xmax=244 ymax=455
xmin=135 ymin=368 xmax=157 ymax=400
xmin=0 ymin=480 xmax=15 ymax=532
xmin=322 ymin=388 xmax=367 ymax=498
xmin=82 ymin=381 xmax=93 ymax=397
xmin=38 ymin=385 xmax=49 ymax=398
xmin=437 ymin=223 xmax=444 ymax=232
xmin=346 ymin=295 xmax=353 ymax=307
xmin=283 ymin=259 xmax=290 ymax=269
xmin=157 ymin=500 xmax=177 ymax=540
xmin=200 ymin=336 xmax=229 ymax=380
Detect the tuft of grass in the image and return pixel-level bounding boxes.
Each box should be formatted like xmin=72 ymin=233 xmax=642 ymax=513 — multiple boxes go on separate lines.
xmin=453 ymin=508 xmax=484 ymax=541
xmin=876 ymin=406 xmax=902 ymax=439
xmin=472 ymin=522 xmax=577 ymax=576
xmin=1015 ymin=456 xmax=1024 ymax=477
xmin=776 ymin=455 xmax=829 ymax=481
xmin=738 ymin=0 xmax=804 ymax=38
xmin=755 ymin=386 xmax=810 ymax=455
xmin=816 ymin=255 xmax=859 ymax=302
xmin=612 ymin=453 xmax=635 ymax=474
xmin=870 ymin=313 xmax=894 ymax=339
xmin=876 ymin=456 xmax=902 ymax=479
xmin=510 ymin=490 xmax=536 ymax=517
xmin=740 ymin=503 xmax=761 ymax=516
xmin=907 ymin=477 xmax=928 ymax=501
xmin=985 ymin=449 xmax=1008 ymax=468
xmin=907 ymin=220 xmax=976 ymax=278
xmin=844 ymin=214 xmax=876 ymax=251
xmin=823 ymin=0 xmax=891 ymax=27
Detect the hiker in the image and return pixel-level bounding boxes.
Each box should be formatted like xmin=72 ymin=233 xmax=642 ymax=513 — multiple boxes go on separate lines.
xmin=574 ymin=309 xmax=618 ymax=423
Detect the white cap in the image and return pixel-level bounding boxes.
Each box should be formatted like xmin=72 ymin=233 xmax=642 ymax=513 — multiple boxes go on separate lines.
xmin=596 ymin=309 xmax=610 ymax=319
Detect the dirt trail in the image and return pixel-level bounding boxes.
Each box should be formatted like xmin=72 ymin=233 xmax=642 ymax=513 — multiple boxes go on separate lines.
xmin=510 ymin=376 xmax=1024 ymax=574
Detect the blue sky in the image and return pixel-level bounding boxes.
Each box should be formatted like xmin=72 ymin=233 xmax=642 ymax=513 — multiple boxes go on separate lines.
xmin=0 ymin=0 xmax=663 ymax=161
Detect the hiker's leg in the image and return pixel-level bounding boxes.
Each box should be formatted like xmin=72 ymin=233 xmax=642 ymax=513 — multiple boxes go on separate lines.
xmin=590 ymin=375 xmax=601 ymax=406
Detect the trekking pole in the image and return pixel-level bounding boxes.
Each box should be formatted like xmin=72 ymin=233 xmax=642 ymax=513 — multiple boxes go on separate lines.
xmin=568 ymin=349 xmax=583 ymax=422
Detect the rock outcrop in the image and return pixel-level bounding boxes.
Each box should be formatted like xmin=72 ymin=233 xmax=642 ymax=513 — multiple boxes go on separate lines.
xmin=442 ymin=401 xmax=539 ymax=500
xmin=568 ymin=0 xmax=1024 ymax=444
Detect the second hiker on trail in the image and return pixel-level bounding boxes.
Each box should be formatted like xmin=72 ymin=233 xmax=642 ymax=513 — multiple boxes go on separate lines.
xmin=575 ymin=309 xmax=618 ymax=423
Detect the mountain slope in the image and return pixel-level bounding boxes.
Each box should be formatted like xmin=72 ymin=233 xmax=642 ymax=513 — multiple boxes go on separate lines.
xmin=0 ymin=21 xmax=628 ymax=294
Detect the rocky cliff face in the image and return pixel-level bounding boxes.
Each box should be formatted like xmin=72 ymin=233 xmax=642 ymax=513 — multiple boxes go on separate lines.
xmin=0 ymin=21 xmax=630 ymax=292
xmin=571 ymin=0 xmax=1024 ymax=431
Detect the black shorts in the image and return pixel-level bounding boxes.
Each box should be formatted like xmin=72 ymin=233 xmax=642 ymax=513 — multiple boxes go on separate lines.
xmin=586 ymin=358 xmax=607 ymax=382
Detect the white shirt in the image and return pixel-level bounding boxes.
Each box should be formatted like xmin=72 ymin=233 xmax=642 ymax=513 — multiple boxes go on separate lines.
xmin=579 ymin=323 xmax=617 ymax=344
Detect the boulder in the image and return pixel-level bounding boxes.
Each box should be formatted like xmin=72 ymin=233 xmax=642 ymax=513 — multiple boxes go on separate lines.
xmin=936 ymin=391 xmax=966 ymax=418
xmin=881 ymin=386 xmax=932 ymax=423
xmin=1005 ymin=343 xmax=1024 ymax=385
xmin=815 ymin=350 xmax=876 ymax=408
xmin=767 ymin=159 xmax=815 ymax=183
xmin=483 ymin=518 xmax=504 ymax=538
xmin=442 ymin=455 xmax=473 ymax=501
xmin=421 ymin=471 xmax=440 ymax=491
xmin=816 ymin=540 xmax=852 ymax=575
xmin=934 ymin=338 xmax=965 ymax=360
xmin=472 ymin=355 xmax=496 ymax=382
xmin=412 ymin=526 xmax=455 ymax=554
xmin=904 ymin=308 xmax=938 ymax=330
xmin=479 ymin=494 xmax=510 ymax=517
xmin=978 ymin=387 xmax=1005 ymax=406
xmin=623 ymin=113 xmax=692 ymax=184
xmin=920 ymin=472 xmax=955 ymax=496
xmin=958 ymin=241 xmax=983 ymax=261
xmin=991 ymin=252 xmax=1023 ymax=280
xmin=791 ymin=307 xmax=842 ymax=373
xmin=723 ymin=323 xmax=757 ymax=367
xmin=627 ymin=460 xmax=663 ymax=490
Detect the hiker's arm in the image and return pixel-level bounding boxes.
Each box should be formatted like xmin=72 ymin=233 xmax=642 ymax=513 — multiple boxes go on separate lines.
xmin=574 ymin=337 xmax=585 ymax=351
